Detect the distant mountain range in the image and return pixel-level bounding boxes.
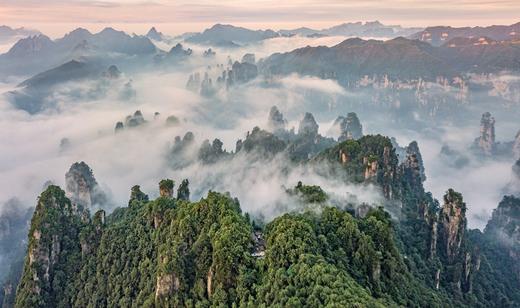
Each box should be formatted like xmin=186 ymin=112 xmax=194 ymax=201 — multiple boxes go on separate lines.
xmin=185 ymin=24 xmax=279 ymax=47
xmin=410 ymin=22 xmax=520 ymax=46
xmin=179 ymin=21 xmax=422 ymax=47
xmin=280 ymin=21 xmax=422 ymax=38
xmin=0 ymin=25 xmax=39 ymax=42
xmin=0 ymin=27 xmax=156 ymax=78
xmin=260 ymin=36 xmax=520 ymax=81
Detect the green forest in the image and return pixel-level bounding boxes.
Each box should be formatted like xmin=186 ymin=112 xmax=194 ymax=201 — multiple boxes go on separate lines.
xmin=11 ymin=136 xmax=520 ymax=307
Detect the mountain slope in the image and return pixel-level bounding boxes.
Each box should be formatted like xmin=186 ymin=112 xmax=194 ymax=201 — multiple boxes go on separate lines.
xmin=410 ymin=22 xmax=520 ymax=46
xmin=261 ymin=36 xmax=520 ymax=81
xmin=13 ymin=135 xmax=520 ymax=307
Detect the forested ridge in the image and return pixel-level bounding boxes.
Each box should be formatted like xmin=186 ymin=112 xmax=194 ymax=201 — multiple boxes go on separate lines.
xmin=11 ymin=135 xmax=520 ymax=307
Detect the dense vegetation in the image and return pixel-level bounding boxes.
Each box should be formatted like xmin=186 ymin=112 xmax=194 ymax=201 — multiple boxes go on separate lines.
xmin=11 ymin=135 xmax=520 ymax=307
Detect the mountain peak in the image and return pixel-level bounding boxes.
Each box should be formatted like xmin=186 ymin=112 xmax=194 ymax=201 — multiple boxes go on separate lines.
xmin=146 ymin=26 xmax=163 ymax=41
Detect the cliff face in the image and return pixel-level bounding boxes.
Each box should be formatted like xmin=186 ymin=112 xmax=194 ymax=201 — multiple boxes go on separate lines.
xmin=335 ymin=112 xmax=363 ymax=141
xmin=439 ymin=189 xmax=467 ymax=262
xmin=267 ymin=105 xmax=287 ymax=133
xmin=485 ymin=195 xmax=520 ymax=248
xmin=15 ymin=186 xmax=84 ymax=308
xmin=65 ymin=161 xmax=107 ymax=210
xmin=474 ymin=112 xmax=496 ymax=155
xmin=298 ymin=112 xmax=319 ymax=137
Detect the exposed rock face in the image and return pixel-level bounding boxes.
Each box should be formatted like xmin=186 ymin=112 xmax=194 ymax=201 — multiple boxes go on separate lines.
xmin=227 ymin=61 xmax=258 ymax=85
xmin=159 ymin=179 xmax=174 ymax=198
xmin=335 ymin=112 xmax=363 ymax=141
xmin=241 ymin=53 xmax=256 ymax=64
xmin=65 ymin=162 xmax=107 ymax=210
xmin=155 ymin=254 xmax=180 ymax=300
xmin=475 ymin=112 xmax=496 ymax=155
xmin=513 ymin=130 xmax=520 ymax=160
xmin=363 ymin=157 xmax=378 ymax=180
xmin=267 ymin=106 xmax=287 ymax=133
xmin=404 ymin=141 xmax=426 ymax=182
xmin=128 ymin=185 xmax=149 ymax=206
xmin=239 ymin=127 xmax=286 ymax=157
xmin=207 ymin=266 xmax=214 ymax=298
xmin=155 ymin=273 xmax=180 ymax=299
xmin=200 ymin=72 xmax=215 ymax=97
xmin=485 ymin=195 xmax=520 ymax=248
xmin=16 ymin=186 xmax=83 ymax=307
xmin=168 ymin=132 xmax=197 ymax=169
xmin=439 ymin=189 xmax=467 ymax=262
xmin=298 ymin=112 xmax=319 ymax=137
xmin=186 ymin=72 xmax=200 ymax=92
xmin=177 ymin=179 xmax=190 ymax=201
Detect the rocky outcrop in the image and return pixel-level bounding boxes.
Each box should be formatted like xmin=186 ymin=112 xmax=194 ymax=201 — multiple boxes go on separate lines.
xmin=128 ymin=185 xmax=149 ymax=206
xmin=513 ymin=130 xmax=520 ymax=160
xmin=227 ymin=61 xmax=258 ymax=86
xmin=403 ymin=141 xmax=426 ymax=182
xmin=167 ymin=43 xmax=193 ymax=58
xmin=298 ymin=112 xmax=319 ymax=137
xmin=198 ymin=139 xmax=229 ymax=164
xmin=114 ymin=121 xmax=124 ymax=132
xmin=203 ymin=48 xmax=216 ymax=57
xmin=65 ymin=162 xmax=107 ymax=210
xmin=146 ymin=27 xmax=163 ymax=41
xmin=200 ymin=72 xmax=215 ymax=97
xmin=363 ymin=157 xmax=378 ymax=180
xmin=485 ymin=195 xmax=520 ymax=248
xmin=474 ymin=112 xmax=496 ymax=155
xmin=439 ymin=189 xmax=467 ymax=262
xmin=155 ymin=272 xmax=180 ymax=300
xmin=267 ymin=106 xmax=287 ymax=133
xmin=238 ymin=127 xmax=287 ymax=157
xmin=334 ymin=112 xmax=363 ymax=141
xmin=177 ymin=179 xmax=190 ymax=201
xmin=155 ymin=253 xmax=180 ymax=300
xmin=125 ymin=110 xmax=146 ymax=127
xmin=159 ymin=179 xmax=174 ymax=198
xmin=167 ymin=132 xmax=197 ymax=169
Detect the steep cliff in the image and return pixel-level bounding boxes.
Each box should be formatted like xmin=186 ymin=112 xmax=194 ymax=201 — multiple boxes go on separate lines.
xmin=65 ymin=161 xmax=108 ymax=210
xmin=334 ymin=112 xmax=363 ymax=141
xmin=473 ymin=112 xmax=496 ymax=155
xmin=15 ymin=186 xmax=84 ymax=307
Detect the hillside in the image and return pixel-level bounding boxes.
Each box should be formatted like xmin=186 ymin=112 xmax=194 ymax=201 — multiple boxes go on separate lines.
xmin=12 ymin=135 xmax=520 ymax=307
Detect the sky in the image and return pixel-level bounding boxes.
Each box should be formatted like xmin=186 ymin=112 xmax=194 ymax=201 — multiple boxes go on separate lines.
xmin=1 ymin=0 xmax=520 ymax=37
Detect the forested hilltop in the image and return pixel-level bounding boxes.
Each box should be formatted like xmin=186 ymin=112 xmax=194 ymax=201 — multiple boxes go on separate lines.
xmin=12 ymin=135 xmax=520 ymax=307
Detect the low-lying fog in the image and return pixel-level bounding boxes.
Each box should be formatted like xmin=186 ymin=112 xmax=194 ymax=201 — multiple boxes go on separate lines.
xmin=1 ymin=34 xmax=519 ymax=230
